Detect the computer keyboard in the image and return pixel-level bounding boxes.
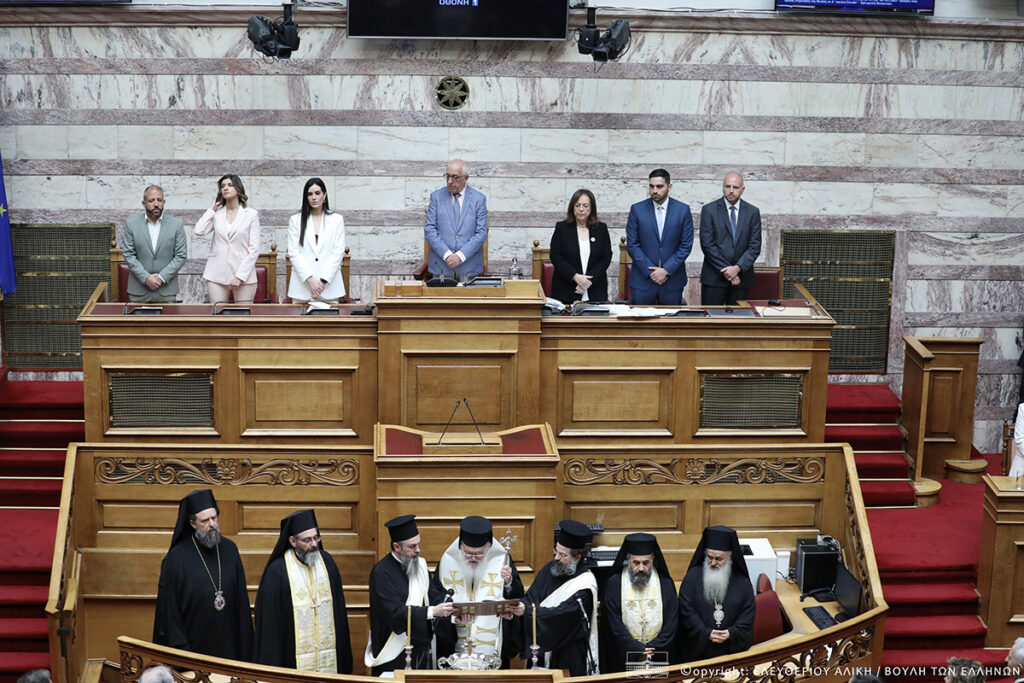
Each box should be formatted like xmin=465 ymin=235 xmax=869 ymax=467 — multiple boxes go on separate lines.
xmin=589 ymin=549 xmax=618 ymax=562
xmin=803 ymin=605 xmax=837 ymax=629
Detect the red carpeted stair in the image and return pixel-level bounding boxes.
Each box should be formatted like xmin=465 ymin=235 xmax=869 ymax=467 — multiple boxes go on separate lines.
xmin=0 ymin=375 xmax=83 ymax=683
xmin=869 ymin=476 xmax=1009 ymax=681
xmin=826 ymin=383 xmax=915 ymax=507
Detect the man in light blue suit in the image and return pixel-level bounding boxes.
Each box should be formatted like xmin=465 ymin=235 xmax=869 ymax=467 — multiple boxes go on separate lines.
xmin=424 ymin=159 xmax=488 ymax=280
xmin=625 ymin=169 xmax=694 ymax=305
xmin=123 ymin=185 xmax=188 ymax=302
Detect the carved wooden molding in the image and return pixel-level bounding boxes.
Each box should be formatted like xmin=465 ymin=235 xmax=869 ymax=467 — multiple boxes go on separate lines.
xmin=94 ymin=457 xmax=359 ymax=486
xmin=563 ymin=456 xmax=825 ymax=486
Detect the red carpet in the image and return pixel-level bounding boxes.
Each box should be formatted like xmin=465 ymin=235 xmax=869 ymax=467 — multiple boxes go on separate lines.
xmin=0 ymin=376 xmax=81 ymax=683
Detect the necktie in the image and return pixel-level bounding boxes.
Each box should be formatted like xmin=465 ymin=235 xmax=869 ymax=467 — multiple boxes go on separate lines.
xmin=729 ymin=205 xmax=738 ymax=244
xmin=452 ymin=193 xmax=462 ymax=222
xmin=656 ymin=204 xmax=665 ymax=240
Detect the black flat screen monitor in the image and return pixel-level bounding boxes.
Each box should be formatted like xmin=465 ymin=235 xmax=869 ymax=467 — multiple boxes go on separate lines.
xmin=833 ymin=564 xmax=862 ymax=622
xmin=775 ymin=0 xmax=933 ymax=15
xmin=347 ymin=0 xmax=569 ymax=40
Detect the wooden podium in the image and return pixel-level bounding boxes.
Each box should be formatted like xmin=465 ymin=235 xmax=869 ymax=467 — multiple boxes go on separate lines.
xmin=374 ymin=280 xmax=546 ymax=433
xmin=374 ymin=422 xmax=559 ymax=583
xmin=978 ymin=474 xmax=1024 ymax=645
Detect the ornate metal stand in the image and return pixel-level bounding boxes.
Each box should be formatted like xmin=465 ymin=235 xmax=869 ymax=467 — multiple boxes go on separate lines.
xmin=404 ymin=644 xmax=413 ymax=670
xmin=530 ymin=643 xmax=540 ymax=668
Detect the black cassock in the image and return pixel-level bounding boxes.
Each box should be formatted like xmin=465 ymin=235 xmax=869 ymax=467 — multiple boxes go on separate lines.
xmin=508 ymin=560 xmax=594 ymax=676
xmin=368 ymin=554 xmax=434 ymax=676
xmin=153 ymin=537 xmax=253 ymax=661
xmin=601 ymin=570 xmax=679 ymax=672
xmin=252 ymin=549 xmax=353 ymax=673
xmin=428 ymin=557 xmax=525 ymax=664
xmin=677 ymin=565 xmax=755 ymax=662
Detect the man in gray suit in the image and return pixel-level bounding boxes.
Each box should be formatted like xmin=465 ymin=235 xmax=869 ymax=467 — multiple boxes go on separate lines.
xmin=424 ymin=159 xmax=488 ymax=280
xmin=124 ymin=185 xmax=188 ymax=302
xmin=699 ymin=172 xmax=762 ymax=306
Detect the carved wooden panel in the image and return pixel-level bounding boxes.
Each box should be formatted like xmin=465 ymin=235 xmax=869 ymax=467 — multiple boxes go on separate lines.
xmin=565 ymin=503 xmax=682 ymax=531
xmin=239 ymin=504 xmax=355 ymax=533
xmin=241 ymin=367 xmax=357 ymax=436
xmin=403 ymin=352 xmax=515 ymax=428
xmin=557 ymin=367 xmax=674 ymax=438
xmin=705 ymin=500 xmax=821 ymax=530
xmin=926 ymin=369 xmax=961 ymax=438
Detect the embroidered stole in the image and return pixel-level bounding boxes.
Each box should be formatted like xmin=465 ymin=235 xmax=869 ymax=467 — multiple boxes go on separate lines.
xmin=284 ymin=551 xmax=337 ymax=673
xmin=620 ymin=566 xmax=663 ymax=643
xmin=539 ymin=570 xmax=599 ymax=672
xmin=364 ymin=556 xmax=429 ymax=667
xmin=437 ymin=538 xmax=507 ymax=657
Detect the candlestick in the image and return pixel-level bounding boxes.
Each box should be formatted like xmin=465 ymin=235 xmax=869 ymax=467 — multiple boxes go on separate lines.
xmin=531 ymin=603 xmax=537 ymax=647
xmin=406 ymin=604 xmax=412 ymax=646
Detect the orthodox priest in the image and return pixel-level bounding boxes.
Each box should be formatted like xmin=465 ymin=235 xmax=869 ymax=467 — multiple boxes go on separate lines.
xmin=430 ymin=516 xmax=524 ymax=664
xmin=677 ymin=525 xmax=755 ymax=662
xmin=366 ymin=514 xmax=456 ymax=675
xmin=253 ymin=509 xmax=352 ymax=673
xmin=508 ymin=519 xmax=598 ymax=675
xmin=601 ymin=533 xmax=678 ymax=672
xmin=153 ymin=489 xmax=253 ymax=661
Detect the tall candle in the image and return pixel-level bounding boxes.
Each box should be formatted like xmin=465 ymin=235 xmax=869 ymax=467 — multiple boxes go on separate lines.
xmin=532 ymin=603 xmax=537 ymax=647
xmin=406 ymin=605 xmax=412 ymax=646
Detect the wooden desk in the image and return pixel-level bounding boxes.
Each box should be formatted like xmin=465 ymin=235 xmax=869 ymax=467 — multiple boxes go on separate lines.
xmin=978 ymin=474 xmax=1024 ymax=646
xmin=78 ymin=283 xmax=833 ymax=447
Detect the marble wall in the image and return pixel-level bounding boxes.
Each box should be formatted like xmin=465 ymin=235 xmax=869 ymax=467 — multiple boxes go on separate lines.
xmin=0 ymin=8 xmax=1021 ymax=450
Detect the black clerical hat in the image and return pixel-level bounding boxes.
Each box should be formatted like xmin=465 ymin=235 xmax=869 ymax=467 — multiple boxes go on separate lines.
xmin=386 ymin=514 xmax=418 ymax=543
xmin=265 ymin=509 xmax=321 ymax=571
xmin=687 ymin=525 xmax=749 ymax=578
xmin=606 ymin=532 xmax=673 ymax=597
xmin=459 ymin=516 xmax=492 ymax=547
xmin=169 ymin=489 xmax=219 ymax=549
xmin=556 ymin=519 xmax=590 ymax=550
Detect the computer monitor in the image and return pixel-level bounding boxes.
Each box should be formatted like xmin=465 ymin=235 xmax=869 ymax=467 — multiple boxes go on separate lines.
xmin=833 ymin=564 xmax=862 ymax=622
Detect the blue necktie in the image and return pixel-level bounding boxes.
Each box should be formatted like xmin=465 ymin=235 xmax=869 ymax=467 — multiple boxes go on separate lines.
xmin=729 ymin=205 xmax=738 ymax=244
xmin=656 ymin=204 xmax=665 ymax=241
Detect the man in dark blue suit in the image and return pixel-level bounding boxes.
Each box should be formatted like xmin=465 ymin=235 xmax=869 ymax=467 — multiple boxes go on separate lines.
xmin=699 ymin=172 xmax=762 ymax=306
xmin=626 ymin=169 xmax=694 ymax=305
xmin=424 ymin=159 xmax=488 ymax=280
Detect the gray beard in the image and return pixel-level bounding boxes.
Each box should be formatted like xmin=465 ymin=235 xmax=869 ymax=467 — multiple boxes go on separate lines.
xmin=194 ymin=527 xmax=221 ymax=549
xmin=296 ymin=547 xmax=320 ymax=567
xmin=628 ymin=566 xmax=651 ymax=590
xmin=464 ymin=562 xmax=484 ymax=595
xmin=402 ymin=552 xmax=420 ymax=575
xmin=702 ymin=558 xmax=732 ymax=605
xmin=551 ymin=559 xmax=578 ymax=578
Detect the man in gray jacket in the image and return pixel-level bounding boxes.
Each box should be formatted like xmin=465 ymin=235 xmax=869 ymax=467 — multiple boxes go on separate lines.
xmin=124 ymin=185 xmax=187 ymax=302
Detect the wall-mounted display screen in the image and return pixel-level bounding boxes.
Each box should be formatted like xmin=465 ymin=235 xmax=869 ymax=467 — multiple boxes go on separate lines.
xmin=775 ymin=0 xmax=933 ymax=15
xmin=347 ymin=0 xmax=569 ymax=40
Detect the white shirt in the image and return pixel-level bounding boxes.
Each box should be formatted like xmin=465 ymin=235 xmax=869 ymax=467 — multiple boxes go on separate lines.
xmin=578 ymin=232 xmax=592 ymax=302
xmin=1011 ymin=403 xmax=1024 ymax=477
xmin=147 ymin=216 xmax=162 ymax=253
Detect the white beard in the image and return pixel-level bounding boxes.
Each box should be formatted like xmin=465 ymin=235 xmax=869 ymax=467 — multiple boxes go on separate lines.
xmin=702 ymin=557 xmax=733 ymax=605
xmin=464 ymin=561 xmax=485 ymax=595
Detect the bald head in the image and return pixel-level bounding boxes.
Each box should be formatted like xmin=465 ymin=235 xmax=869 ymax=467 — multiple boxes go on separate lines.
xmin=723 ymin=172 xmax=744 ymax=205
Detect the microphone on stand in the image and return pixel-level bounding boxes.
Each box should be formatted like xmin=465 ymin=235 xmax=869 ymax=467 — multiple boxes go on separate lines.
xmin=435 ymin=400 xmax=461 ymax=445
xmin=462 ymin=397 xmax=485 ymax=445
xmin=576 ymin=598 xmax=596 ymax=675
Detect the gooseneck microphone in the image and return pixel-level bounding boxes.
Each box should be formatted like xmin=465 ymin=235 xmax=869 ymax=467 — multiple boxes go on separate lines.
xmin=435 ymin=400 xmax=461 ymax=445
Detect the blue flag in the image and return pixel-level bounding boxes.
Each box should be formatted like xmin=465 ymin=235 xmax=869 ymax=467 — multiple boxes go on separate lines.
xmin=0 ymin=152 xmax=15 ymax=297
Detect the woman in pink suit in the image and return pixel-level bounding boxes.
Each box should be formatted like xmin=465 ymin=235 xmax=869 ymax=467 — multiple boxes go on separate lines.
xmin=194 ymin=174 xmax=262 ymax=303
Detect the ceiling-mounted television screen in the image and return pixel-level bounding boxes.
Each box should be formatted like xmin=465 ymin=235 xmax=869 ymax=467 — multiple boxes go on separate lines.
xmin=347 ymin=0 xmax=569 ymax=40
xmin=775 ymin=0 xmax=933 ymax=14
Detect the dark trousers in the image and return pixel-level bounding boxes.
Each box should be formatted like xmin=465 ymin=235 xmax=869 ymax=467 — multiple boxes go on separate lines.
xmin=701 ymin=283 xmax=749 ymax=306
xmin=630 ymin=285 xmax=684 ymax=306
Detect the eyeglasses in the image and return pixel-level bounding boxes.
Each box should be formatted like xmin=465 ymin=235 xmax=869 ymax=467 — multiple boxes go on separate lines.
xmin=444 ymin=174 xmax=467 ymax=181
xmin=463 ymin=550 xmax=486 ymax=559
xmin=295 ymin=534 xmax=321 ymax=545
xmin=554 ymin=550 xmax=571 ymax=560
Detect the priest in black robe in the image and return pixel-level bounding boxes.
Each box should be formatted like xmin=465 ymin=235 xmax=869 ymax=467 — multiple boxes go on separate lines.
xmin=429 ymin=516 xmax=524 ymax=666
xmin=366 ymin=514 xmax=456 ymax=675
xmin=153 ymin=489 xmax=253 ymax=661
xmin=507 ymin=520 xmax=598 ymax=676
xmin=601 ymin=533 xmax=678 ymax=672
xmin=677 ymin=525 xmax=755 ymax=662
xmin=253 ymin=509 xmax=352 ymax=673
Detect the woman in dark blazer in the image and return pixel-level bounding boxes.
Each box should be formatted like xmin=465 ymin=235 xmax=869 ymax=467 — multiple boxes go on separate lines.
xmin=549 ymin=188 xmax=612 ymax=305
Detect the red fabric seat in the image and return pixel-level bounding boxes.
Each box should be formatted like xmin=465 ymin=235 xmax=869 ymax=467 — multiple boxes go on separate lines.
xmin=116 ymin=262 xmax=130 ymax=302
xmin=540 ymin=262 xmax=554 ymax=297
xmin=753 ymin=589 xmax=786 ymax=644
xmin=747 ymin=267 xmax=782 ymax=300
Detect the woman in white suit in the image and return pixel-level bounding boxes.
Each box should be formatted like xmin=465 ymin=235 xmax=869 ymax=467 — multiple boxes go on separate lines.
xmin=287 ymin=177 xmax=346 ymax=303
xmin=194 ymin=174 xmax=262 ymax=303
